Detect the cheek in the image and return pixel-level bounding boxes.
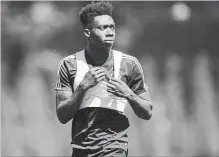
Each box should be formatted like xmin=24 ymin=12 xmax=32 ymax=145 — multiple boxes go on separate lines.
xmin=91 ymin=36 xmax=103 ymax=45
xmin=96 ymin=33 xmax=105 ymax=41
xmin=92 ymin=31 xmax=105 ymax=40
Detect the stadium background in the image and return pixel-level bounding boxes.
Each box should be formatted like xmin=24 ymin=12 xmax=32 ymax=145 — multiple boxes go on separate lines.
xmin=1 ymin=1 xmax=219 ymax=156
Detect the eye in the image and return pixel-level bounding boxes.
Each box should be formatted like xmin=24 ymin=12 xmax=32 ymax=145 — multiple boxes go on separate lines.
xmin=110 ymin=25 xmax=115 ymax=30
xmin=97 ymin=25 xmax=115 ymax=30
xmin=97 ymin=26 xmax=104 ymax=30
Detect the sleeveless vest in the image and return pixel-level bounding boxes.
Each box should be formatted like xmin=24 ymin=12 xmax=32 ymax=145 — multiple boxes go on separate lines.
xmin=73 ymin=50 xmax=128 ymax=113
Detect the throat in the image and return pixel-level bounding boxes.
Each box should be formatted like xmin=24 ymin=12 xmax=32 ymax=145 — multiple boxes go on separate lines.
xmin=85 ymin=49 xmax=112 ymax=66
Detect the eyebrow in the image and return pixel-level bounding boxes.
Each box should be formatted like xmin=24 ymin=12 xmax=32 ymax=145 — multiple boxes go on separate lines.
xmin=97 ymin=24 xmax=115 ymax=27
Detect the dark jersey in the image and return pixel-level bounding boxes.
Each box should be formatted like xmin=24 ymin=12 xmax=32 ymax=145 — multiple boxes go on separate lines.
xmin=55 ymin=50 xmax=148 ymax=154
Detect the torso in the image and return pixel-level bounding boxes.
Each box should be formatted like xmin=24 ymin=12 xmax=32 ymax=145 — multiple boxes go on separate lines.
xmin=60 ymin=49 xmax=145 ymax=153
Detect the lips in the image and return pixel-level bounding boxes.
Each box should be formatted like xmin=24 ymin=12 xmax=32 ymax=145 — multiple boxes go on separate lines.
xmin=104 ymin=40 xmax=114 ymax=42
xmin=105 ymin=38 xmax=114 ymax=41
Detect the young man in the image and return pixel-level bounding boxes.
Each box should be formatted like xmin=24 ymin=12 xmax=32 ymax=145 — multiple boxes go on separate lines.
xmin=55 ymin=1 xmax=153 ymax=157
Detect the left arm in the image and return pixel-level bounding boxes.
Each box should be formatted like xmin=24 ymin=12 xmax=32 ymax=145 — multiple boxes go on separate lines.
xmin=126 ymin=88 xmax=153 ymax=120
xmin=107 ymin=77 xmax=153 ymax=120
xmin=107 ymin=57 xmax=153 ymax=120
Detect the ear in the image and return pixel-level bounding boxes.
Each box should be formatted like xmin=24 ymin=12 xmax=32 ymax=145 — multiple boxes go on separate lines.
xmin=84 ymin=29 xmax=90 ymax=37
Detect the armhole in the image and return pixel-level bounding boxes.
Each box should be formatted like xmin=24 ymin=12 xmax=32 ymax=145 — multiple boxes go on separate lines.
xmin=71 ymin=54 xmax=77 ymax=92
xmin=55 ymin=56 xmax=74 ymax=91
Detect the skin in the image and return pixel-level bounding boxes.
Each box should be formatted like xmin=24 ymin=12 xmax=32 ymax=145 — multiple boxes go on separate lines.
xmin=107 ymin=78 xmax=153 ymax=120
xmin=56 ymin=15 xmax=153 ymax=124
xmin=56 ymin=67 xmax=105 ymax=124
xmin=85 ymin=15 xmax=116 ymax=66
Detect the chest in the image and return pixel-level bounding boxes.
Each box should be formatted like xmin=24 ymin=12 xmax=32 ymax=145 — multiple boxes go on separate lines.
xmin=69 ymin=51 xmax=131 ymax=91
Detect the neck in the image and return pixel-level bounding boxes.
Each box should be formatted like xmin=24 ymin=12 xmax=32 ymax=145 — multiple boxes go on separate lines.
xmin=86 ymin=42 xmax=112 ymax=66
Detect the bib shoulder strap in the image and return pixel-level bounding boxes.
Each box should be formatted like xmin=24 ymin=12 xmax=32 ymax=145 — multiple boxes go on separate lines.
xmin=113 ymin=50 xmax=123 ymax=79
xmin=75 ymin=50 xmax=86 ymax=63
xmin=74 ymin=50 xmax=89 ymax=91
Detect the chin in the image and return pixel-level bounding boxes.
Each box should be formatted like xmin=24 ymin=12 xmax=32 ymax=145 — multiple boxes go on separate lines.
xmin=103 ymin=42 xmax=114 ymax=48
xmin=103 ymin=45 xmax=113 ymax=50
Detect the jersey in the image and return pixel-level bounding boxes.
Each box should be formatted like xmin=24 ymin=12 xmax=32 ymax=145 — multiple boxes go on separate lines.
xmin=73 ymin=50 xmax=128 ymax=112
xmin=55 ymin=49 xmax=148 ymax=156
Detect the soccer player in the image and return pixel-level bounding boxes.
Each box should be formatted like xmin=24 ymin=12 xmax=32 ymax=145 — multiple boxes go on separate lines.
xmin=55 ymin=1 xmax=153 ymax=157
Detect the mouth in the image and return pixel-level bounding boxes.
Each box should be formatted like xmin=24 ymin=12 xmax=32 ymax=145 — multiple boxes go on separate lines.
xmin=104 ymin=40 xmax=114 ymax=43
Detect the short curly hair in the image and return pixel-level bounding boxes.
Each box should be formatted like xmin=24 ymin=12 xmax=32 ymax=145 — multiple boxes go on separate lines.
xmin=79 ymin=1 xmax=114 ymax=28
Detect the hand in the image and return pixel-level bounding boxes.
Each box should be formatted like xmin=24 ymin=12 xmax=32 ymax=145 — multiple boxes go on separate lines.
xmin=107 ymin=77 xmax=132 ymax=98
xmin=81 ymin=67 xmax=106 ymax=89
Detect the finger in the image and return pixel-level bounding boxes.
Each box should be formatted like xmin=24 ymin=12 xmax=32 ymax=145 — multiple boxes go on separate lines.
xmin=95 ymin=72 xmax=106 ymax=79
xmin=111 ymin=78 xmax=122 ymax=84
xmin=90 ymin=67 xmax=102 ymax=72
xmin=92 ymin=68 xmax=105 ymax=75
xmin=97 ymin=76 xmax=105 ymax=82
xmin=93 ymin=70 xmax=106 ymax=75
xmin=110 ymin=77 xmax=118 ymax=82
xmin=107 ymin=83 xmax=116 ymax=89
xmin=109 ymin=79 xmax=120 ymax=87
xmin=107 ymin=89 xmax=122 ymax=97
xmin=115 ymin=92 xmax=123 ymax=97
xmin=107 ymin=89 xmax=115 ymax=93
xmin=105 ymin=73 xmax=111 ymax=80
xmin=91 ymin=69 xmax=103 ymax=75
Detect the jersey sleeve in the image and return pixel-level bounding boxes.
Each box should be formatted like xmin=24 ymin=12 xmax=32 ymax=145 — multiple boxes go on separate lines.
xmin=128 ymin=58 xmax=148 ymax=95
xmin=55 ymin=59 xmax=72 ymax=91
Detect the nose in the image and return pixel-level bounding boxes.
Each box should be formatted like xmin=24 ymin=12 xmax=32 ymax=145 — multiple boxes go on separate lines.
xmin=106 ymin=33 xmax=114 ymax=38
xmin=106 ymin=29 xmax=114 ymax=37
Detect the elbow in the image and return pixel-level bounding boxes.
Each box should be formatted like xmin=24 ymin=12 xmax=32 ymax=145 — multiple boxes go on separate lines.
xmin=138 ymin=102 xmax=153 ymax=120
xmin=58 ymin=116 xmax=68 ymax=124
xmin=138 ymin=105 xmax=153 ymax=120
xmin=143 ymin=103 xmax=153 ymax=120
xmin=56 ymin=108 xmax=70 ymax=124
xmin=57 ymin=112 xmax=68 ymax=124
xmin=145 ymin=111 xmax=152 ymax=120
xmin=138 ymin=111 xmax=152 ymax=120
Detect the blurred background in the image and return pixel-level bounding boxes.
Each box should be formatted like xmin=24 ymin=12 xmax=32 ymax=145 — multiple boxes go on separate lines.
xmin=1 ymin=1 xmax=219 ymax=156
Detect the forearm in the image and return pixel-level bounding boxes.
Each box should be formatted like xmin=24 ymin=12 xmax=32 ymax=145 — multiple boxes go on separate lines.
xmin=57 ymin=84 xmax=88 ymax=124
xmin=126 ymin=91 xmax=152 ymax=120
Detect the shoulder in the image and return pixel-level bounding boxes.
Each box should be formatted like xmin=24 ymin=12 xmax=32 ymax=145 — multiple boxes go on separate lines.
xmin=123 ymin=53 xmax=144 ymax=74
xmin=114 ymin=50 xmax=146 ymax=79
xmin=57 ymin=51 xmax=79 ymax=72
xmin=62 ymin=54 xmax=76 ymax=63
xmin=113 ymin=49 xmax=141 ymax=68
xmin=58 ymin=49 xmax=85 ymax=67
xmin=63 ymin=54 xmax=76 ymax=60
xmin=122 ymin=53 xmax=138 ymax=65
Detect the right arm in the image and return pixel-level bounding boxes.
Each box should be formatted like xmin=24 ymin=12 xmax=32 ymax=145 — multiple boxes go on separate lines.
xmin=56 ymin=84 xmax=88 ymax=124
xmin=56 ymin=66 xmax=106 ymax=124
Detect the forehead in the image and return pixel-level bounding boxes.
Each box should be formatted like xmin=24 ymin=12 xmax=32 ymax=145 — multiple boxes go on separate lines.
xmin=93 ymin=15 xmax=115 ymax=26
